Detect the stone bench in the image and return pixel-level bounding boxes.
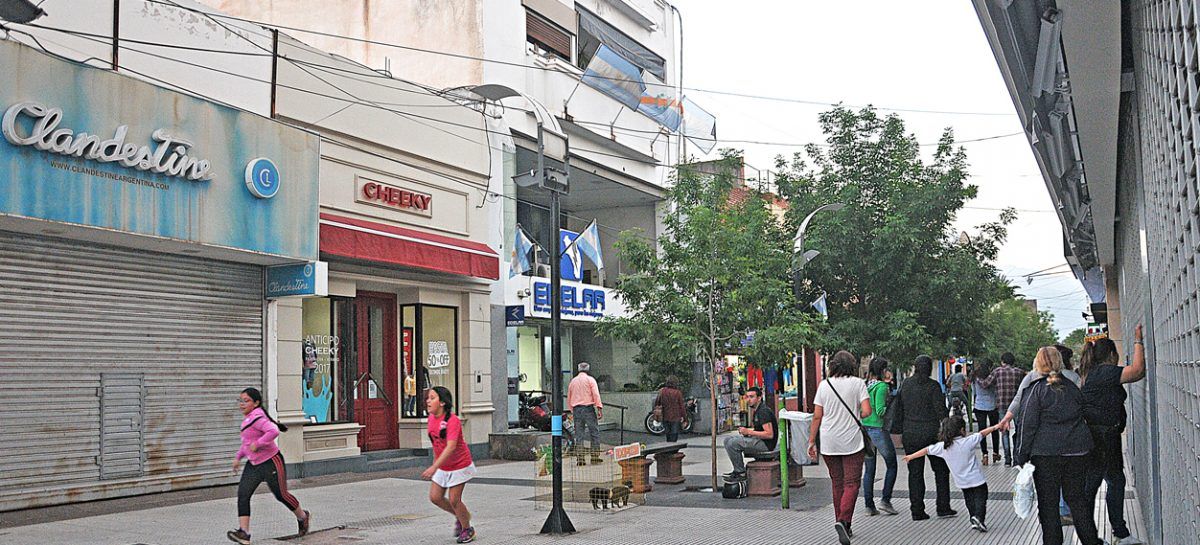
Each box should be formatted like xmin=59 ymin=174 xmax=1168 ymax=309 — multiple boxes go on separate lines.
xmin=746 ymin=452 xmax=781 ymax=497
xmin=616 ymin=442 xmax=687 ymax=493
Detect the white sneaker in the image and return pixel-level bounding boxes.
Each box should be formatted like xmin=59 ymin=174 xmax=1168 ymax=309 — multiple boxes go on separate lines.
xmin=1114 ymin=536 xmax=1144 ymax=545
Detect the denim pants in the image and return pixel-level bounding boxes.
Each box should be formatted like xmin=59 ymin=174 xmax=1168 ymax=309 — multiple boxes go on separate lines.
xmin=861 ymin=426 xmax=897 ymax=507
xmin=723 ymin=435 xmax=769 ymax=473
xmin=663 ymin=420 xmax=681 ymax=443
xmin=572 ymin=405 xmax=601 ymax=450
xmin=1084 ymin=426 xmax=1131 ymax=538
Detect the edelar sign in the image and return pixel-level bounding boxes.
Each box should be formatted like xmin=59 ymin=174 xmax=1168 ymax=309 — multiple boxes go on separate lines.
xmin=2 ymin=101 xmax=214 ymax=181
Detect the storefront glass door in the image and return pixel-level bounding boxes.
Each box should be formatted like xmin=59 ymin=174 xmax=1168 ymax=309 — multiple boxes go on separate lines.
xmin=354 ymin=292 xmax=398 ymax=451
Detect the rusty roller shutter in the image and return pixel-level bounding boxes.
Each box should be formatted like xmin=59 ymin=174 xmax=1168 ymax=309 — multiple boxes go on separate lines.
xmin=0 ymin=231 xmax=264 ymax=511
xmin=526 ymin=9 xmax=573 ymax=62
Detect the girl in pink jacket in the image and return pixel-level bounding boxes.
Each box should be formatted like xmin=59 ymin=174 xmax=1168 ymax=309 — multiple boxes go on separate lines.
xmin=227 ymin=388 xmax=310 ymax=545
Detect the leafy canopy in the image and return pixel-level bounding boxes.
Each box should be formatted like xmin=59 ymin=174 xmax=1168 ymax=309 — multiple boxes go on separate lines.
xmin=597 ymin=153 xmax=819 ymax=389
xmin=774 ymin=106 xmax=1015 ymax=366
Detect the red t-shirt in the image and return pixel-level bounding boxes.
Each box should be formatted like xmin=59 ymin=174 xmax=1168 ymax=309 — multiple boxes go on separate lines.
xmin=427 ymin=413 xmax=472 ymax=471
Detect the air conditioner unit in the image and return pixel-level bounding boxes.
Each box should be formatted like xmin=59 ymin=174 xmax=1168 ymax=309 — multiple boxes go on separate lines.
xmin=535 ymin=264 xmax=551 ymax=277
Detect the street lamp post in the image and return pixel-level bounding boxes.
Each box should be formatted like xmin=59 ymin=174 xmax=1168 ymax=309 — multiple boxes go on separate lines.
xmin=468 ymin=84 xmax=574 ymax=534
xmin=791 ymin=203 xmax=845 ymax=297
xmin=790 ymin=202 xmax=843 ymax=494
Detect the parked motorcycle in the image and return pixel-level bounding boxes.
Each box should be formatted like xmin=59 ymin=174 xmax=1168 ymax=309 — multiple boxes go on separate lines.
xmin=518 ymin=390 xmax=551 ymax=431
xmin=517 ymin=390 xmax=576 ymax=449
xmin=645 ymin=396 xmax=699 ymax=436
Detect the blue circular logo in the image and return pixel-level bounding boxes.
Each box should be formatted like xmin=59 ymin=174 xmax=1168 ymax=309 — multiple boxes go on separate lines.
xmin=245 ymin=158 xmax=280 ymax=199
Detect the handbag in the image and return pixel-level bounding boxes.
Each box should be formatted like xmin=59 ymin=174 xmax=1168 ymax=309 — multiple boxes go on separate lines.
xmin=827 ymin=379 xmax=876 ymax=458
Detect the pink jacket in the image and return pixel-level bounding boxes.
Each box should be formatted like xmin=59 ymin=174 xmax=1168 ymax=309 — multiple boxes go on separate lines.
xmin=236 ymin=408 xmax=281 ymax=465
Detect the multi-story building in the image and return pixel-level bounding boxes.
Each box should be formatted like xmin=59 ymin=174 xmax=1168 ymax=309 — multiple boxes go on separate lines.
xmin=1 ymin=0 xmax=501 ymax=508
xmin=974 ymin=2 xmax=1199 ymax=543
xmin=205 ymin=0 xmax=708 ymax=429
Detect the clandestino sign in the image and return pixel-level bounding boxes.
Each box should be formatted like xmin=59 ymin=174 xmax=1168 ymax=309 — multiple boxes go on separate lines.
xmin=2 ymin=102 xmax=215 ymax=181
xmin=0 ymin=39 xmax=320 ymax=261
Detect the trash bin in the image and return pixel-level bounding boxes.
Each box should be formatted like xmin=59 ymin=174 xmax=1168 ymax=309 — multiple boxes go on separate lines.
xmin=778 ymin=410 xmax=815 ymax=465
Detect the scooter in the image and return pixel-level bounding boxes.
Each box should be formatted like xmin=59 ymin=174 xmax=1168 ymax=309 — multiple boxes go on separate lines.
xmin=645 ymin=396 xmax=699 ymax=436
xmin=518 ymin=390 xmax=552 ymax=431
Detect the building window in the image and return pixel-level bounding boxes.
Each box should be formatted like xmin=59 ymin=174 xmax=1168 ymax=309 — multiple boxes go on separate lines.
xmin=576 ymin=6 xmax=666 ymax=80
xmin=301 ymin=297 xmax=354 ymax=424
xmin=526 ymin=9 xmax=573 ymax=62
xmin=401 ymin=304 xmax=460 ymax=418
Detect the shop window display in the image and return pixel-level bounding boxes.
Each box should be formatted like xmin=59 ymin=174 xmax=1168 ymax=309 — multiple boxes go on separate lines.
xmin=401 ymin=305 xmax=459 ymax=418
xmin=301 ymin=297 xmax=352 ymax=423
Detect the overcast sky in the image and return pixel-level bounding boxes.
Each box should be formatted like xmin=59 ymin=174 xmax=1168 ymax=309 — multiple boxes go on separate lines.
xmin=676 ymin=0 xmax=1088 ymax=338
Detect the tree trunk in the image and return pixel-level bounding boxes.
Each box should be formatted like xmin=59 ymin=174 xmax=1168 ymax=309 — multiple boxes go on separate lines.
xmin=708 ymin=282 xmax=719 ymax=491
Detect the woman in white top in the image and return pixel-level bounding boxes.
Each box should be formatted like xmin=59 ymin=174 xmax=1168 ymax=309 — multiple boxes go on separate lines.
xmin=807 ymin=350 xmax=872 ymax=545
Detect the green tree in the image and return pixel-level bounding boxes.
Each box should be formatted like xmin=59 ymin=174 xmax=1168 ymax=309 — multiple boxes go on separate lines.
xmin=1061 ymin=326 xmax=1087 ymax=357
xmin=979 ymin=298 xmax=1059 ymax=368
xmin=774 ymin=106 xmax=1015 ymax=366
xmin=598 ymin=153 xmax=818 ymax=489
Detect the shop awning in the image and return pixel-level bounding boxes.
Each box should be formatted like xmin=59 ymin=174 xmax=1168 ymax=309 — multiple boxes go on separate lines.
xmin=319 ymin=213 xmax=499 ymax=280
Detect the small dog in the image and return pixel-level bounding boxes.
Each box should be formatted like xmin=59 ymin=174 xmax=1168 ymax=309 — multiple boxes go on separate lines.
xmin=589 ymin=486 xmax=611 ymax=509
xmin=609 ymin=480 xmax=633 ymax=508
xmin=589 ymin=480 xmax=635 ymax=509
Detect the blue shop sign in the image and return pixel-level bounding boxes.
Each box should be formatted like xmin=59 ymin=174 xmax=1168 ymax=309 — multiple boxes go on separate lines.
xmin=532 ymin=280 xmax=607 ymax=319
xmin=0 ymin=40 xmax=319 ymax=261
xmin=266 ymin=262 xmax=328 ymax=298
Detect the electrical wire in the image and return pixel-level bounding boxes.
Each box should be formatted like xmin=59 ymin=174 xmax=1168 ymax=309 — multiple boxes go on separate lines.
xmin=138 ymin=0 xmax=1017 ymax=117
xmin=14 ymin=18 xmax=1026 ymax=152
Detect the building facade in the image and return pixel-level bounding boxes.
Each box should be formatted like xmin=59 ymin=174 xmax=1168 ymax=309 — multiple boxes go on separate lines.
xmin=0 ymin=37 xmax=320 ymax=510
xmin=974 ymin=2 xmax=1200 ymax=543
xmin=205 ymin=0 xmax=698 ymax=429
xmin=2 ymin=0 xmax=501 ymax=509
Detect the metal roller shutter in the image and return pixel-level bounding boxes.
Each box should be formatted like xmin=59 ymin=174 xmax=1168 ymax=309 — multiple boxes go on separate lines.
xmin=0 ymin=231 xmax=264 ymax=511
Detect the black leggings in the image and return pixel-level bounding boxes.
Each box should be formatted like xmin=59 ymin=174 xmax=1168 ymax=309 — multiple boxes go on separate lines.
xmin=238 ymin=452 xmax=300 ymax=517
xmin=973 ymin=409 xmax=1000 ymax=455
xmin=962 ymin=483 xmax=988 ymax=523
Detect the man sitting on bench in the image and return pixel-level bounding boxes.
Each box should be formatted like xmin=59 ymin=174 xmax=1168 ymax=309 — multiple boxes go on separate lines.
xmin=723 ymin=387 xmax=777 ymax=481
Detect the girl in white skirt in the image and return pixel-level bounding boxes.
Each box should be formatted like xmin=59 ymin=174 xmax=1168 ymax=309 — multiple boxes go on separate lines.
xmin=423 ymin=386 xmax=477 ymax=543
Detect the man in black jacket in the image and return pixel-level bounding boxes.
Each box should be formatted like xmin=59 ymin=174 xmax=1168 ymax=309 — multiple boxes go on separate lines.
xmin=889 ymin=355 xmax=954 ymax=520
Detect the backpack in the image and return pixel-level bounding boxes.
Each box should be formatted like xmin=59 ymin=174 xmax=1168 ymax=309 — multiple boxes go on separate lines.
xmin=721 ymin=479 xmax=747 ymax=499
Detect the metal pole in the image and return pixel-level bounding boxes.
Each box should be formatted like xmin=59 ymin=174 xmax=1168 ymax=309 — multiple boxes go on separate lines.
xmin=540 ymin=123 xmax=574 ymax=534
xmin=779 ymin=396 xmax=789 ymax=509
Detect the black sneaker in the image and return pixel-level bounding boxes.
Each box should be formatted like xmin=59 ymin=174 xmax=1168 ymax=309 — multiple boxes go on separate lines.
xmin=912 ymin=511 xmax=931 ymax=521
xmin=865 ymin=504 xmax=879 ymax=516
xmin=938 ymin=509 xmax=958 ymax=518
xmin=298 ymin=510 xmax=311 ymax=536
xmin=834 ymin=522 xmax=851 ymax=545
xmin=971 ymin=516 xmax=988 ymax=532
xmin=226 ymin=528 xmax=251 ymax=545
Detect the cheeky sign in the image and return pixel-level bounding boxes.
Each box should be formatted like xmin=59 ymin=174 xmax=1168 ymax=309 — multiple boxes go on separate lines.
xmin=356 ymin=177 xmax=433 ymax=217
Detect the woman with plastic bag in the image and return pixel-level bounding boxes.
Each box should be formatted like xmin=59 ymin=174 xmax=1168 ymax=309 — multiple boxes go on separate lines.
xmin=1013 ymin=347 xmax=1101 ymax=545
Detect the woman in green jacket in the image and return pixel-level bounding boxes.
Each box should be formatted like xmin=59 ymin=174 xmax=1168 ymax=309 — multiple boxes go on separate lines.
xmin=861 ymin=357 xmax=899 ymax=516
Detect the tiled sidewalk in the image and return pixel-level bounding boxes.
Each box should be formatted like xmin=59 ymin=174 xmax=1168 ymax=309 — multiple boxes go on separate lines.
xmin=0 ymin=433 xmax=1146 ymax=545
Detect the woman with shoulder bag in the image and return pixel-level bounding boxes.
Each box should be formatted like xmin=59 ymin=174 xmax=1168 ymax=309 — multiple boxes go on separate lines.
xmin=654 ymin=376 xmax=686 ymax=442
xmin=860 ymin=357 xmax=899 ymax=516
xmin=807 ymin=351 xmax=872 ymax=545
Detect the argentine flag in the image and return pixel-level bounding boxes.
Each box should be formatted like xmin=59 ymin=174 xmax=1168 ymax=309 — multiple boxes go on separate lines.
xmin=572 ymin=220 xmax=605 ymax=272
xmin=811 ymin=293 xmax=828 ymax=319
xmin=509 ymin=225 xmax=535 ymax=278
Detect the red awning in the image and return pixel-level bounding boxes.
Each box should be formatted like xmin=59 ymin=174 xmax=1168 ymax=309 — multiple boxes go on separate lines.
xmin=319 ymin=213 xmax=499 ymax=280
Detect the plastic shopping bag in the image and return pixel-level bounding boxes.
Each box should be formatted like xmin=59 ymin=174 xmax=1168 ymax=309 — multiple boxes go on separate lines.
xmin=1012 ymin=462 xmax=1037 ymax=519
